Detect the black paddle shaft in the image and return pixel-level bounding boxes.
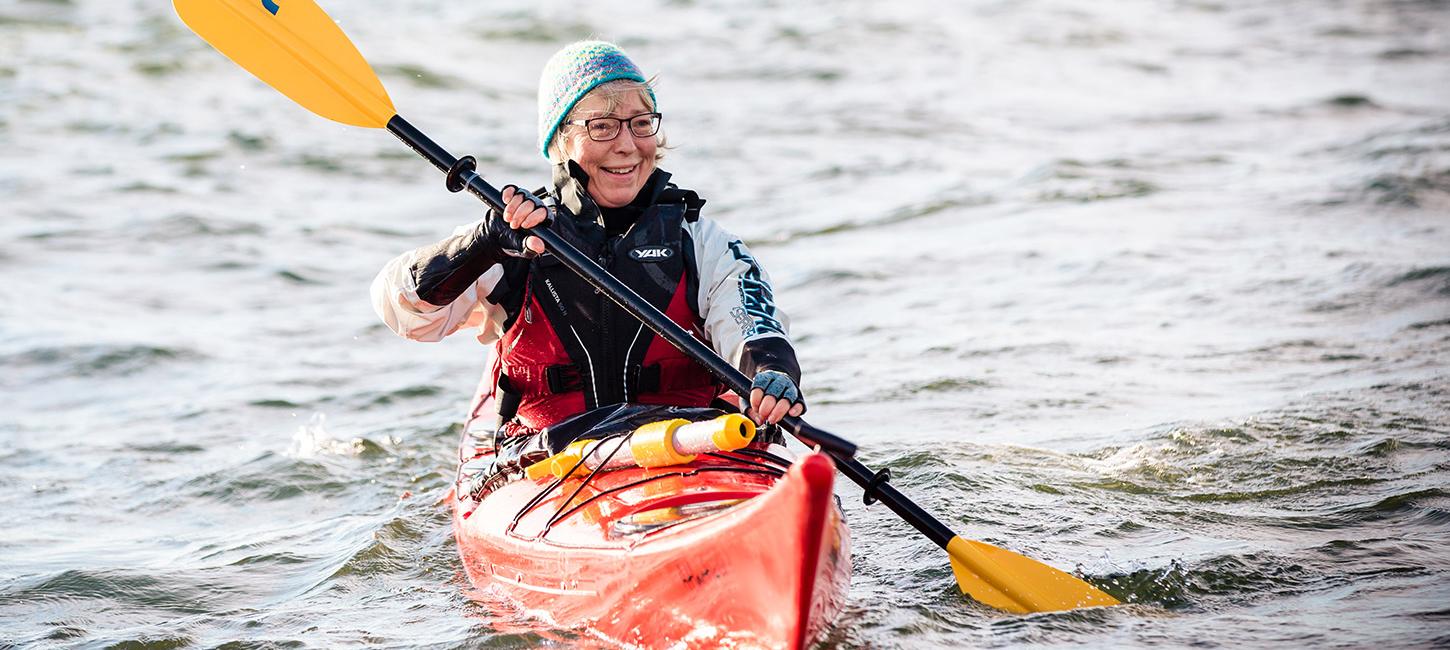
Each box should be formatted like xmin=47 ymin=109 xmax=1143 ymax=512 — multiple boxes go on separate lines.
xmin=383 ymin=116 xmax=858 ymax=458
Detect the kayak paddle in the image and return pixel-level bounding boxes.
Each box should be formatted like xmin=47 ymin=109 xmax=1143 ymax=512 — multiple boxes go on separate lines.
xmin=172 ymin=0 xmax=1120 ymax=614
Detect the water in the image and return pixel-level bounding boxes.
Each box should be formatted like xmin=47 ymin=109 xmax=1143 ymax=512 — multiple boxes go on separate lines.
xmin=2 ymin=0 xmax=1448 ymax=647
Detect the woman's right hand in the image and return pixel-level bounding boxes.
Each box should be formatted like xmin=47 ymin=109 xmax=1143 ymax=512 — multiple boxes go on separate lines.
xmin=748 ymin=370 xmax=805 ymax=425
xmin=500 ymin=185 xmax=548 ymax=255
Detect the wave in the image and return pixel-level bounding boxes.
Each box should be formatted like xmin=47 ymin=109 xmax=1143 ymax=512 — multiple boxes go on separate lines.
xmin=0 ymin=343 xmax=203 ymax=379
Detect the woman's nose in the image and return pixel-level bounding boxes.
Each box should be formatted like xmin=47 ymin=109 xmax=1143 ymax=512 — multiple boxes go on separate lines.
xmin=613 ymin=131 xmax=639 ymax=153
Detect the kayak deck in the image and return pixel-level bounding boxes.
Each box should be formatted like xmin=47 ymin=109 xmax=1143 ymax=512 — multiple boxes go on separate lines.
xmin=453 ymin=430 xmax=850 ymax=649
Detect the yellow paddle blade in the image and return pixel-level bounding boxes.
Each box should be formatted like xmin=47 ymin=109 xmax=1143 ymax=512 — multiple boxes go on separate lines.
xmin=947 ymin=536 xmax=1120 ymax=614
xmin=174 ymin=0 xmax=395 ymax=128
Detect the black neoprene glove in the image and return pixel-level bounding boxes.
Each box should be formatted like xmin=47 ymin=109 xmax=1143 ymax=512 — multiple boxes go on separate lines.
xmin=410 ymin=189 xmax=546 ymax=306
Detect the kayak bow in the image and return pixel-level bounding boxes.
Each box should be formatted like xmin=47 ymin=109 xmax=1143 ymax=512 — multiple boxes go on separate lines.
xmin=453 ymin=425 xmax=851 ymax=649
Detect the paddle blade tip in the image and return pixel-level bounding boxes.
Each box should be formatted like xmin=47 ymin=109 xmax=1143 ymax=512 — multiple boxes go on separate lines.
xmin=946 ymin=537 xmax=1120 ymax=614
xmin=173 ymin=0 xmax=396 ymax=128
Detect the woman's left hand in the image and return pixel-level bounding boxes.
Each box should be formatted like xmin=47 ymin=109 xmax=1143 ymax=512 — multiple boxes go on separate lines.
xmin=748 ymin=370 xmax=805 ymax=425
xmin=499 ymin=185 xmax=549 ymax=255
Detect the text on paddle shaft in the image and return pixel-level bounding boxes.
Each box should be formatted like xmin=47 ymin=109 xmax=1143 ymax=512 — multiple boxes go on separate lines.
xmin=262 ymin=0 xmax=280 ymax=15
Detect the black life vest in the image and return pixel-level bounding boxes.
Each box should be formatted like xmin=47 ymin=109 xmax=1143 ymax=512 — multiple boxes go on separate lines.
xmin=485 ymin=173 xmax=719 ymax=433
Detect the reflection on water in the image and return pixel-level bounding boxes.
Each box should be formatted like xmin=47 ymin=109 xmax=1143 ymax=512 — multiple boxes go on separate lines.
xmin=2 ymin=0 xmax=1447 ymax=647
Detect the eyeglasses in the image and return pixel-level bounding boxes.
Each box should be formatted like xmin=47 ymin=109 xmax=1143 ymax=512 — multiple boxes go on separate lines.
xmin=564 ymin=112 xmax=663 ymax=142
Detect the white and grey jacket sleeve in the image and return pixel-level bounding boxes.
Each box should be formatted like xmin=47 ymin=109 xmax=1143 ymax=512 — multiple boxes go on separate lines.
xmin=686 ymin=218 xmax=803 ymax=386
xmin=370 ymin=219 xmax=510 ymax=344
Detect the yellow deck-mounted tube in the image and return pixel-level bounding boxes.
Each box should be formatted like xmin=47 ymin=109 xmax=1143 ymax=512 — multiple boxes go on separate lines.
xmin=524 ymin=440 xmax=590 ymax=481
xmin=630 ymin=419 xmax=695 ymax=467
xmin=525 ymin=414 xmax=757 ymax=480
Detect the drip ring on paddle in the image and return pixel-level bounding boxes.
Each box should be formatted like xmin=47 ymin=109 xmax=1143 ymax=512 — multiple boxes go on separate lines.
xmin=446 ymin=155 xmax=477 ymax=193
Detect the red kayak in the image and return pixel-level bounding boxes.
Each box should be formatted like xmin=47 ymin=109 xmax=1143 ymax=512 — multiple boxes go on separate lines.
xmin=451 ymin=424 xmax=851 ymax=649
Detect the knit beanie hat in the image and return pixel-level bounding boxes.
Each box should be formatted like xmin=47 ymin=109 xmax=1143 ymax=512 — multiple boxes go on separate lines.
xmin=537 ymin=40 xmax=655 ymax=159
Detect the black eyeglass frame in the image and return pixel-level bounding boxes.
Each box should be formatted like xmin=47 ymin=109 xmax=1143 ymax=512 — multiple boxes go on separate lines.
xmin=563 ymin=112 xmax=663 ymax=142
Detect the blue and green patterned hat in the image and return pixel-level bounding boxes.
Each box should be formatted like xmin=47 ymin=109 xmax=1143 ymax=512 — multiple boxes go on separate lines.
xmin=537 ymin=40 xmax=655 ymax=159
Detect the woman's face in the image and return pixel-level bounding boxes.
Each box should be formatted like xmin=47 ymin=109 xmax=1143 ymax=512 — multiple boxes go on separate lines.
xmin=562 ymin=90 xmax=658 ymax=209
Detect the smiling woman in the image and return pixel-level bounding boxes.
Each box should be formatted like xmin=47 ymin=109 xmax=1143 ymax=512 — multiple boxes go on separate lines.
xmin=370 ymin=39 xmax=809 ymax=476
xmin=362 ymin=44 xmax=847 ymax=643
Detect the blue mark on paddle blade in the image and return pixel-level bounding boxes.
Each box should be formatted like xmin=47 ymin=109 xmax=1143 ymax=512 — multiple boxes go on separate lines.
xmin=262 ymin=0 xmax=280 ymax=15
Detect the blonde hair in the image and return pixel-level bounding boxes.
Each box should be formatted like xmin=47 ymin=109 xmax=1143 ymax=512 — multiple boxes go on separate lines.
xmin=548 ymin=78 xmax=669 ymax=166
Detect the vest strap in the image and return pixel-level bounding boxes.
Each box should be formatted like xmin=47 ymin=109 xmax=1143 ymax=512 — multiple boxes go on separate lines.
xmin=495 ymin=373 xmax=523 ymax=424
xmin=541 ymin=362 xmax=705 ymax=396
xmin=544 ymin=364 xmax=584 ymax=394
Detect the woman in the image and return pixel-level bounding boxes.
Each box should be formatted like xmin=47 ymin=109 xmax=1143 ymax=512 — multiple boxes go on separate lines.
xmin=372 ymin=41 xmax=804 ymax=462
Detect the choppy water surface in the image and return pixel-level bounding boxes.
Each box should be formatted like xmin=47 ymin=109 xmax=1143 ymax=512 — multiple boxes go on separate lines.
xmin=3 ymin=0 xmax=1448 ymax=647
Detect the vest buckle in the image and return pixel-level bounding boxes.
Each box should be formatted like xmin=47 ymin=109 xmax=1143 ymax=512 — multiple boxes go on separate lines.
xmin=545 ymin=364 xmax=584 ymax=394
